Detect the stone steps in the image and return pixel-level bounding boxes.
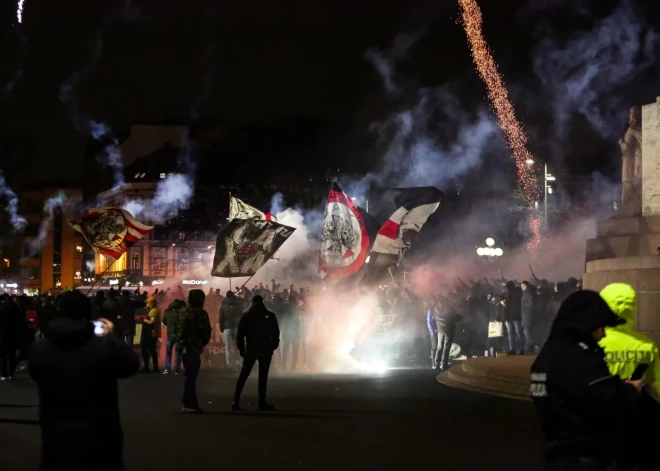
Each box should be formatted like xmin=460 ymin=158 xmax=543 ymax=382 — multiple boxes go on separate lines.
xmin=437 ymin=356 xmax=534 ymax=401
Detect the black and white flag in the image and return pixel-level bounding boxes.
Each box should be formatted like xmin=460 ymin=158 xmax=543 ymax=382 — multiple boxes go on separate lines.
xmin=211 ymin=219 xmax=295 ymax=278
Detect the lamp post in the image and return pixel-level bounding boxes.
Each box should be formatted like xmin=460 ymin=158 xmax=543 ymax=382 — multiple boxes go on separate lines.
xmin=526 ymin=159 xmax=555 ymax=229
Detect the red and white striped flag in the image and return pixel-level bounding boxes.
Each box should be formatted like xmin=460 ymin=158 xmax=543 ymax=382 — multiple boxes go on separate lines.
xmin=71 ymin=207 xmax=153 ymax=260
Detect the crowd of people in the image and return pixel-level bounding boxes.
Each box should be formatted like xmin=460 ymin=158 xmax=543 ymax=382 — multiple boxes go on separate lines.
xmin=423 ymin=275 xmax=583 ymax=370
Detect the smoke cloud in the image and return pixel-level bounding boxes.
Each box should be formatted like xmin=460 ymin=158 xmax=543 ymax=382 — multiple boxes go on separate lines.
xmin=122 ymin=173 xmax=194 ymax=223
xmin=0 ymin=172 xmax=27 ymax=230
xmin=27 ymin=192 xmax=69 ymax=257
xmin=531 ymin=0 xmax=657 ymax=140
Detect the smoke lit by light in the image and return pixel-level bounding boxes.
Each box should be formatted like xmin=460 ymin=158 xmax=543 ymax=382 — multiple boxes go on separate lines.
xmin=16 ymin=0 xmax=24 ymax=23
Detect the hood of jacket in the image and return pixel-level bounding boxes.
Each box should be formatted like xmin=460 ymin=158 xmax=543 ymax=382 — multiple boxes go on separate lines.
xmin=548 ymin=290 xmax=625 ymax=344
xmin=46 ymin=317 xmax=93 ymax=348
xmin=146 ymin=297 xmax=158 ymax=310
xmin=600 ymin=283 xmax=636 ymax=330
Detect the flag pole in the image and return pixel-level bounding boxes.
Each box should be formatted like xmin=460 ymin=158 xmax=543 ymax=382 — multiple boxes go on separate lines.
xmin=238 ymin=275 xmax=254 ymax=291
xmin=86 ymin=258 xmax=118 ymax=298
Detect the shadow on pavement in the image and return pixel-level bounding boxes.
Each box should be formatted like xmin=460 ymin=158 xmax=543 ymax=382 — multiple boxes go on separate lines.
xmin=0 ymin=404 xmax=36 ymax=408
xmin=204 ymin=411 xmax=351 ymax=419
xmin=0 ymin=418 xmax=39 ymax=425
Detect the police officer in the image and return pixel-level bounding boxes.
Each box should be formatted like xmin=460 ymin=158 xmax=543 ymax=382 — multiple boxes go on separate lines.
xmin=599 ymin=283 xmax=660 ymax=470
xmin=531 ymin=290 xmax=644 ymax=470
xmin=232 ymin=295 xmax=280 ymax=411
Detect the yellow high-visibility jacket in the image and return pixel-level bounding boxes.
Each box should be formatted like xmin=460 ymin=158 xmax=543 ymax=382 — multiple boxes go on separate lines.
xmin=599 ymin=283 xmax=660 ymax=401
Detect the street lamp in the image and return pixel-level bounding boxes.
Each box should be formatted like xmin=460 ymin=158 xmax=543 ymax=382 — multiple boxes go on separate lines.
xmin=477 ymin=238 xmax=504 ymax=260
xmin=526 ymin=159 xmax=556 ymax=229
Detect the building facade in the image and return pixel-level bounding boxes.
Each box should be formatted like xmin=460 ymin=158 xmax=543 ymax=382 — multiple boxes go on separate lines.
xmin=15 ymin=184 xmax=84 ymax=294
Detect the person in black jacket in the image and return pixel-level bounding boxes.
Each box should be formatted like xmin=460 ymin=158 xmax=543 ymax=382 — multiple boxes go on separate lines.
xmin=531 ymin=290 xmax=644 ymax=471
xmin=0 ymin=294 xmax=23 ymax=380
xmin=433 ymin=296 xmax=462 ymax=371
xmin=232 ymin=295 xmax=280 ymax=411
xmin=29 ymin=290 xmax=139 ymax=471
xmin=117 ymin=291 xmax=136 ymax=348
xmin=504 ymin=281 xmax=523 ymax=355
xmin=220 ymin=291 xmax=243 ymax=371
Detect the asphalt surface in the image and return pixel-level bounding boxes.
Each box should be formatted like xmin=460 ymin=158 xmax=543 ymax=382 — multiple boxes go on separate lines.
xmin=0 ymin=367 xmax=543 ymax=470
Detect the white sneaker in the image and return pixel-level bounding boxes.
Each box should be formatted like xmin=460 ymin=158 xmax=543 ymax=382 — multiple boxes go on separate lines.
xmin=0 ymin=377 xmax=7 ymax=381
xmin=162 ymin=369 xmax=170 ymax=375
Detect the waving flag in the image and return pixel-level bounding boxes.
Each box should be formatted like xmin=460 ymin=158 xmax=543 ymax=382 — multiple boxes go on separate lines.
xmin=211 ymin=219 xmax=295 ymax=278
xmin=71 ymin=207 xmax=153 ymax=260
xmin=361 ymin=187 xmax=442 ymax=284
xmin=318 ymin=182 xmax=371 ymax=280
xmin=229 ymin=196 xmax=276 ymax=222
xmin=229 ymin=196 xmax=279 ymax=259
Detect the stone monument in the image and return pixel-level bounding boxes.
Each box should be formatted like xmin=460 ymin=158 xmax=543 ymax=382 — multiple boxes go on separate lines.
xmin=583 ymin=97 xmax=660 ymax=344
xmin=619 ymin=106 xmax=642 ymax=216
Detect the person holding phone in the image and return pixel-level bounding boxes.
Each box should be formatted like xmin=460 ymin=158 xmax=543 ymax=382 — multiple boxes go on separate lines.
xmin=28 ymin=291 xmax=139 ymax=471
xmin=531 ymin=290 xmax=644 ymax=471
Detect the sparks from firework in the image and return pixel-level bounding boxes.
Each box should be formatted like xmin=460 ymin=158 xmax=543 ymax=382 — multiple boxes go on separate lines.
xmin=458 ymin=0 xmax=542 ymax=250
xmin=16 ymin=0 xmax=24 ymax=23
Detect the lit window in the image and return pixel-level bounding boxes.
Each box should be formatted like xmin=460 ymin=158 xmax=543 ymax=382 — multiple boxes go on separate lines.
xmin=160 ymin=173 xmax=165 ymax=179
xmin=169 ymin=173 xmax=174 ymax=177
xmin=133 ymin=173 xmax=140 ymax=179
xmin=140 ymin=173 xmax=147 ymax=178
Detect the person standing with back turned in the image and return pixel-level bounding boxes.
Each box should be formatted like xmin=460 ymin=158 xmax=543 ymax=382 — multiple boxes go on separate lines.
xmin=232 ymin=295 xmax=280 ymax=411
xmin=29 ymin=291 xmax=139 ymax=471
xmin=176 ymin=289 xmax=212 ymax=414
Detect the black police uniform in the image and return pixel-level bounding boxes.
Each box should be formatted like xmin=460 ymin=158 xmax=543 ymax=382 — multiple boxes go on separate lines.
xmin=531 ymin=290 xmax=641 ymax=471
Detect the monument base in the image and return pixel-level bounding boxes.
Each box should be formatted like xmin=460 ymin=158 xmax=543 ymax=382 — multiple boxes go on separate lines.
xmin=583 ymin=216 xmax=660 ymax=344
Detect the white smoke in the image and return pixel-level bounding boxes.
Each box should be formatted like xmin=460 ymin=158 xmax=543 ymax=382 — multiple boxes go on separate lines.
xmin=0 ymin=172 xmax=27 ymax=230
xmin=122 ymin=173 xmax=194 ymax=223
xmin=27 ymin=192 xmax=68 ymax=256
xmin=531 ymin=0 xmax=657 ymax=140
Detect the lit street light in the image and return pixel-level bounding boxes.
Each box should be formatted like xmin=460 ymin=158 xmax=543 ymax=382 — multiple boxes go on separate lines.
xmin=526 ymin=159 xmax=556 ymax=229
xmin=477 ymin=238 xmax=504 ymax=260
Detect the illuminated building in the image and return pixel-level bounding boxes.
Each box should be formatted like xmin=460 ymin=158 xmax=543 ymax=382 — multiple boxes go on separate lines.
xmin=16 ymin=182 xmax=84 ymax=294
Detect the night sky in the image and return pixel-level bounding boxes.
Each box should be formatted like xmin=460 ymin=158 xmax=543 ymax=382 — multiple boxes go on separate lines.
xmin=1 ymin=0 xmax=659 ymax=186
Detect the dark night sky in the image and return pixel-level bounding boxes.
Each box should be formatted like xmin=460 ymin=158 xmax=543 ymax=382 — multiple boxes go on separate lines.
xmin=1 ymin=0 xmax=660 ymax=186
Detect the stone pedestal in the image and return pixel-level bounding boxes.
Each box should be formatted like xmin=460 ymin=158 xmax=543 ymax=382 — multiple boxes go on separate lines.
xmin=584 ymin=95 xmax=660 ymax=344
xmin=583 ymin=216 xmax=660 ymax=343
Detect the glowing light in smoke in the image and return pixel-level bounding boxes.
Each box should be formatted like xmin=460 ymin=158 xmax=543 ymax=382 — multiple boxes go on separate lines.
xmin=16 ymin=0 xmax=24 ymax=23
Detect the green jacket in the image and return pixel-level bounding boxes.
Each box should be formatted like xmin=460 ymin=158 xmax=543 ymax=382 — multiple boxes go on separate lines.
xmin=163 ymin=301 xmax=184 ymax=336
xmin=599 ymin=282 xmax=660 ymax=400
xmin=175 ymin=305 xmax=212 ymax=354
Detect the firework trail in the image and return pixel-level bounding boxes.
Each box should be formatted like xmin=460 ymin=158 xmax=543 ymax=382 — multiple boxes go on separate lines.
xmin=458 ymin=0 xmax=542 ymax=249
xmin=16 ymin=0 xmax=24 ymax=23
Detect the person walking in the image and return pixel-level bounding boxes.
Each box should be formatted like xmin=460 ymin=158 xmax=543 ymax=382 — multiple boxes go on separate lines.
xmin=504 ymin=281 xmax=523 ymax=355
xmin=433 ymin=296 xmax=462 ymax=371
xmin=426 ymin=302 xmax=438 ymax=369
xmin=220 ymin=291 xmax=242 ymax=371
xmin=232 ymin=295 xmax=280 ymax=411
xmin=162 ymin=299 xmax=185 ymax=375
xmin=0 ymin=294 xmax=22 ymax=380
xmin=28 ymin=291 xmax=139 ymax=471
xmin=176 ymin=289 xmax=212 ymax=414
xmin=530 ymin=290 xmax=644 ymax=471
xmin=117 ymin=291 xmax=136 ymax=348
xmin=140 ymin=296 xmax=161 ymax=373
xmin=520 ymin=281 xmax=536 ymax=354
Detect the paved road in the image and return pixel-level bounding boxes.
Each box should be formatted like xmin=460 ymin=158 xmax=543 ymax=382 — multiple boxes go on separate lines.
xmin=0 ymin=367 xmax=543 ymax=470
